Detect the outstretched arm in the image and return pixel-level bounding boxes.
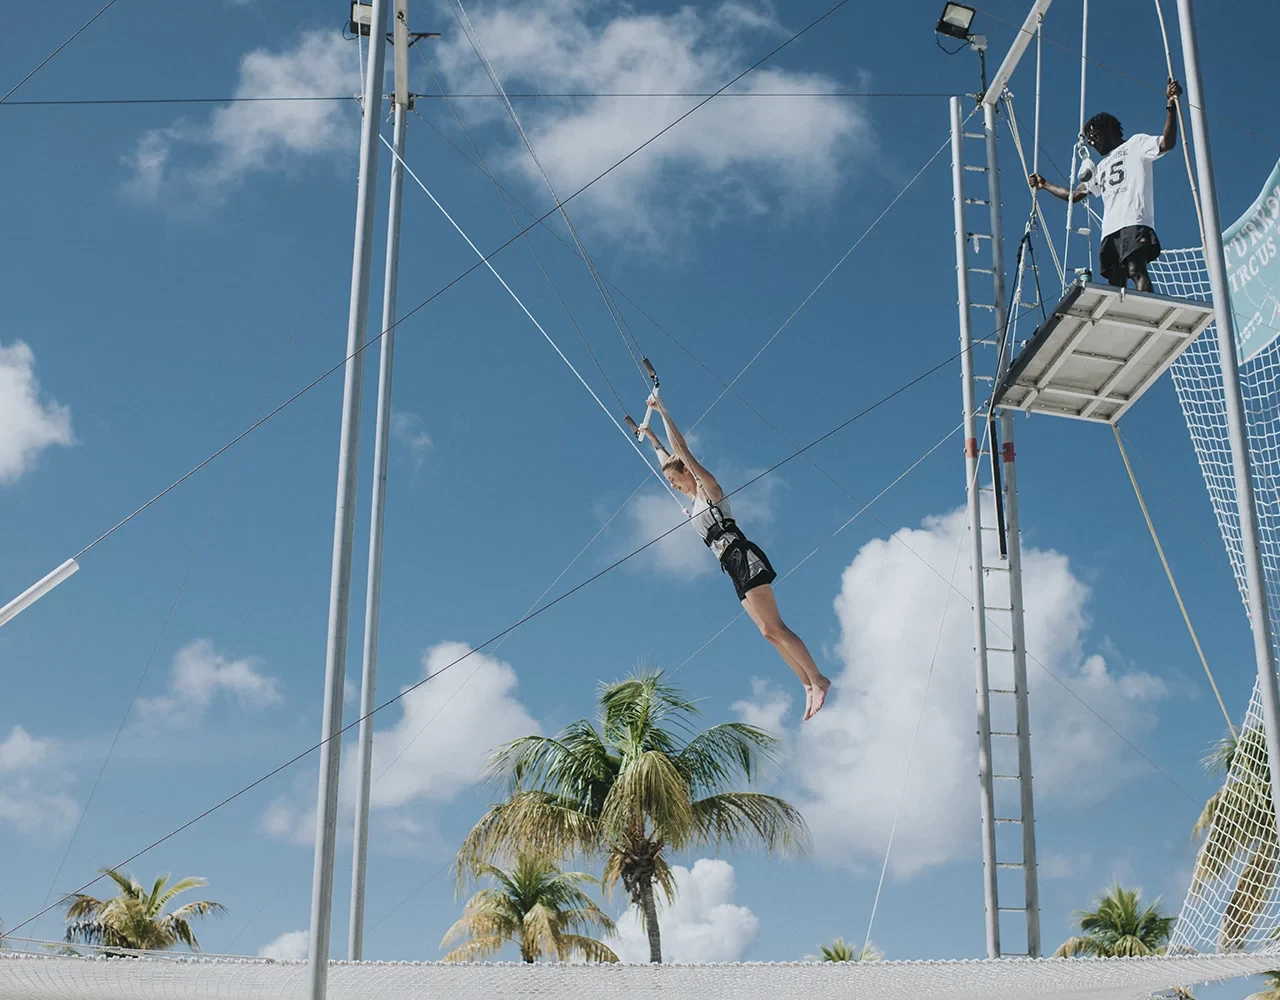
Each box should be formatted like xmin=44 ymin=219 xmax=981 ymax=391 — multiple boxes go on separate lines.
xmin=1159 ymin=77 xmax=1183 ymax=153
xmin=651 ymin=397 xmax=723 ymax=502
xmin=1029 ymin=173 xmax=1088 ymax=202
xmin=638 ymin=424 xmax=672 ymax=465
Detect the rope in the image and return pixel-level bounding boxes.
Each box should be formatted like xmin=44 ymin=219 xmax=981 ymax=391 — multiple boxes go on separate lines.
xmin=381 ymin=135 xmax=684 ymax=508
xmin=7 ymin=339 xmax=959 ymax=940
xmin=0 ymin=0 xmax=123 ymax=103
xmin=447 ymin=0 xmax=649 ymax=386
xmin=1151 ymin=0 xmax=1208 ymax=248
xmin=414 ymin=51 xmax=631 ymax=416
xmin=1061 ymin=0 xmax=1090 ymax=290
xmin=862 ymin=417 xmax=987 ymax=955
xmin=1113 ymin=424 xmax=1236 ymax=739
xmin=35 ymin=201 xmax=353 ymax=937
xmin=689 ymin=127 xmax=962 ymax=430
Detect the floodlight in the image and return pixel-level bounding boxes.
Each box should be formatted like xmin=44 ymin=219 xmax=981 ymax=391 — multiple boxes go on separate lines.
xmin=936 ymin=3 xmax=976 ymax=39
xmin=349 ymin=1 xmax=373 ymax=37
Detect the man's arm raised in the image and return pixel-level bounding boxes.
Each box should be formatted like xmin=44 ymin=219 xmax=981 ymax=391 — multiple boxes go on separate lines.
xmin=1159 ymin=77 xmax=1183 ymax=153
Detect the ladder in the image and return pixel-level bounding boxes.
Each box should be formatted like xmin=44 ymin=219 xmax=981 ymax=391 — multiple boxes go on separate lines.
xmin=949 ymin=96 xmax=1041 ymax=961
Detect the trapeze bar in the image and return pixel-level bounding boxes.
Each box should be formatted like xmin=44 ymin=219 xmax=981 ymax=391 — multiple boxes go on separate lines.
xmin=992 ymin=281 xmax=1215 ymax=424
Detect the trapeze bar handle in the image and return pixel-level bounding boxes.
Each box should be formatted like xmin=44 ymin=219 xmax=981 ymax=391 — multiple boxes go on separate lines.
xmin=624 ymin=414 xmax=640 ymax=436
xmin=642 ymin=357 xmax=659 ymax=388
xmin=0 ymin=558 xmax=79 ymax=628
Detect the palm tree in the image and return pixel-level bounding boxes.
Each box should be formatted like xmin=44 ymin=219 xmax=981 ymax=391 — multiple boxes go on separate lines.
xmin=457 ymin=671 xmax=807 ymax=964
xmin=64 ymin=870 xmax=224 ymax=954
xmin=441 ymin=853 xmax=618 ymax=963
xmin=1054 ymin=884 xmax=1174 ymax=957
xmin=1191 ymin=726 xmax=1277 ymax=949
xmin=814 ymin=937 xmax=882 ymax=962
xmin=1246 ymin=972 xmax=1280 ymax=1000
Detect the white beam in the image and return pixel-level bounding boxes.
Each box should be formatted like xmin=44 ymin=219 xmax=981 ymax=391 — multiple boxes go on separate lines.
xmin=983 ymin=0 xmax=1054 ymax=105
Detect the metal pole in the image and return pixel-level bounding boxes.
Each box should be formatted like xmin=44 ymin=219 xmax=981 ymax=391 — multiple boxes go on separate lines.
xmin=306 ymin=0 xmax=389 ymax=995
xmin=1175 ymin=0 xmax=1280 ymax=829
xmin=998 ymin=415 xmax=1041 ymax=957
xmin=1061 ymin=0 xmax=1088 ymax=290
xmin=981 ymin=0 xmax=1054 ymax=107
xmin=952 ymin=96 xmax=1001 ymax=961
xmin=349 ymin=0 xmax=411 ymax=961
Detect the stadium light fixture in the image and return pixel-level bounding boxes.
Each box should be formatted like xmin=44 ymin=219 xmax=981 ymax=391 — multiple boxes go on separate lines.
xmin=936 ymin=3 xmax=977 ymax=39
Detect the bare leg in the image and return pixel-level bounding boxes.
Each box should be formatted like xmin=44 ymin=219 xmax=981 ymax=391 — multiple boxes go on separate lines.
xmin=1129 ymin=258 xmax=1153 ymax=293
xmin=740 ymin=585 xmax=831 ymax=720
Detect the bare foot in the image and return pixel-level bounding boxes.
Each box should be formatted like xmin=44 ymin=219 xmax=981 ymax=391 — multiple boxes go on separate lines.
xmin=802 ymin=683 xmax=815 ymax=721
xmin=806 ymin=676 xmax=831 ymax=720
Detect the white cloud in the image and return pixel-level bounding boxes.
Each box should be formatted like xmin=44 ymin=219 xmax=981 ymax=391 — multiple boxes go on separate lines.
xmin=1039 ymin=850 xmax=1093 ymax=880
xmin=260 ymin=641 xmax=538 ymax=846
xmin=779 ymin=506 xmax=1165 ymax=876
xmin=0 ymin=341 xmax=73 ymax=484
xmin=0 ymin=726 xmax=77 ymax=836
xmin=363 ymin=641 xmax=540 ymax=809
xmin=390 ymin=410 xmax=433 ymax=468
xmin=731 ymin=677 xmax=792 ymax=736
xmin=125 ymin=30 xmax=358 ymax=203
xmin=258 ymin=929 xmax=308 ymax=960
xmin=613 ymin=859 xmax=758 ymax=963
xmin=140 ymin=639 xmax=281 ymax=720
xmin=433 ymin=0 xmax=873 ymax=242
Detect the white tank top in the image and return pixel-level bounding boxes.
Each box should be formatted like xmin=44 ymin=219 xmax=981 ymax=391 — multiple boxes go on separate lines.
xmin=689 ymin=492 xmax=739 ymax=559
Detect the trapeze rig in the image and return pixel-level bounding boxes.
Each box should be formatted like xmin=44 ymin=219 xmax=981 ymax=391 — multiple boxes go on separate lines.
xmin=946 ymin=0 xmax=1280 ymax=963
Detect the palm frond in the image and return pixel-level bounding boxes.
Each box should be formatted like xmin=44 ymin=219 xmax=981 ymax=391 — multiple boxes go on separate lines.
xmin=455 ymin=791 xmax=600 ymax=884
xmin=676 ymin=723 xmax=783 ymax=793
xmin=442 ymin=935 xmax=508 ymax=962
xmin=600 ymin=750 xmax=693 ymax=840
xmin=1053 ymin=935 xmax=1098 ymax=958
xmin=1222 ymin=840 xmax=1278 ymax=949
xmin=555 ymin=934 xmax=620 ymax=963
xmin=689 ymin=792 xmax=809 ymax=856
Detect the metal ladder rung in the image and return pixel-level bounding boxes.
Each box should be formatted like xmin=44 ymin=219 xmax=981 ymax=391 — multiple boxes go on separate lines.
xmin=994 ymin=773 xmax=1021 ymax=780
xmin=975 ymin=374 xmax=995 ymax=382
xmin=972 ymin=302 xmax=996 ymax=310
xmin=986 ymin=646 xmax=1015 ymax=653
xmin=994 ymin=817 xmax=1023 ymax=824
xmin=989 ymin=687 xmax=1017 ymax=694
xmin=986 ymin=605 xmax=1013 ymax=612
xmin=965 ymin=198 xmax=990 ymax=205
xmin=969 ymin=232 xmax=992 ymax=239
xmin=997 ymin=906 xmax=1027 ymax=912
xmin=964 ymin=131 xmax=985 ymax=139
xmin=991 ymin=731 xmax=1019 ymax=738
xmin=969 ymin=266 xmax=995 ymax=275
xmin=996 ymin=862 xmax=1025 ymax=870
xmin=964 ymin=164 xmax=988 ymax=172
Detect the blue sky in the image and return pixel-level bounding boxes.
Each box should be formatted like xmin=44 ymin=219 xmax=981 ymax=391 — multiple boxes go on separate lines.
xmin=2 ymin=0 xmax=1280 ymax=983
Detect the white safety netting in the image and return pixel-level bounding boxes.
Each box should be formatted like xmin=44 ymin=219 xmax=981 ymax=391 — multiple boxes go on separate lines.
xmin=0 ymin=949 xmax=1278 ymax=1000
xmin=1151 ymin=248 xmax=1280 ymax=953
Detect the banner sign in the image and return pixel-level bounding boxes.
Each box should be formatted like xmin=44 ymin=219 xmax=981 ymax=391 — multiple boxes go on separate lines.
xmin=1225 ymin=157 xmax=1280 ymax=362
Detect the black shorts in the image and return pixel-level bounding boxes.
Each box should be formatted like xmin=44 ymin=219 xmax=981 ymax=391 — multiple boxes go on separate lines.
xmin=1100 ymin=225 xmax=1162 ymax=286
xmin=719 ymin=538 xmax=777 ymax=601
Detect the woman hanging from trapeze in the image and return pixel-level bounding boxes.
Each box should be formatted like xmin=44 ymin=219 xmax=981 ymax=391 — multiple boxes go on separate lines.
xmin=637 ymin=392 xmax=831 ymax=720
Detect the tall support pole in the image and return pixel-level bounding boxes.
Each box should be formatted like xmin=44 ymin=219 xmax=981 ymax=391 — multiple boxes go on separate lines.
xmin=952 ymin=96 xmax=1001 ymax=961
xmin=985 ymin=98 xmax=1042 ymax=959
xmin=306 ymin=0 xmax=389 ymax=995
xmin=1176 ymin=0 xmax=1280 ymax=829
xmin=348 ymin=0 xmax=411 ymax=962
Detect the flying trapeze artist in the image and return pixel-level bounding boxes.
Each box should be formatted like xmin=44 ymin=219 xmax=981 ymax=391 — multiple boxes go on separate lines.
xmin=637 ymin=392 xmax=832 ymax=720
xmin=1029 ymin=77 xmax=1184 ymax=292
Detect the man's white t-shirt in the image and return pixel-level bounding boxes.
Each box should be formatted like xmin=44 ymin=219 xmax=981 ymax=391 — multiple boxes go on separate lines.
xmin=1088 ymin=133 xmax=1167 ymax=237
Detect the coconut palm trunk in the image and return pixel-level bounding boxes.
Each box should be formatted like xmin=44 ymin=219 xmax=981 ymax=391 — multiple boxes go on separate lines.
xmin=639 ymin=880 xmax=662 ymax=963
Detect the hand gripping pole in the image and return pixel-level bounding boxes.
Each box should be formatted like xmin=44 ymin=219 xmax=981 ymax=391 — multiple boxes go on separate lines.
xmin=624 ymin=359 xmax=662 ymax=440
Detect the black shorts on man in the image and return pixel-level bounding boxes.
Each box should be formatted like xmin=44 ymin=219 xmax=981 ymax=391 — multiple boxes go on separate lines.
xmin=1100 ymin=224 xmax=1162 ymax=286
xmin=720 ymin=538 xmax=777 ymax=602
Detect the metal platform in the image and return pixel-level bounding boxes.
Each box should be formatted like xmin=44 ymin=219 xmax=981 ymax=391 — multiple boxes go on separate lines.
xmin=992 ymin=282 xmax=1216 ymax=423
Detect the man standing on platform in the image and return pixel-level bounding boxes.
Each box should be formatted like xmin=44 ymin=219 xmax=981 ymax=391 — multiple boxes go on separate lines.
xmin=1030 ymin=77 xmax=1183 ymax=292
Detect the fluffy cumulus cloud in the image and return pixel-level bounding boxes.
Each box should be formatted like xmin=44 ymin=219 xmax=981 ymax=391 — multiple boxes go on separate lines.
xmin=139 ymin=639 xmax=282 ymax=721
xmin=433 ymin=0 xmax=873 ymax=241
xmin=613 ymin=859 xmax=758 ymax=963
xmin=124 ymin=30 xmax=357 ymax=203
xmin=733 ymin=506 xmax=1166 ymax=876
xmin=260 ymin=641 xmax=538 ymax=846
xmin=0 ymin=341 xmax=73 ymax=484
xmin=0 ymin=726 xmax=77 ymax=835
xmin=258 ymin=929 xmax=308 ymax=960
